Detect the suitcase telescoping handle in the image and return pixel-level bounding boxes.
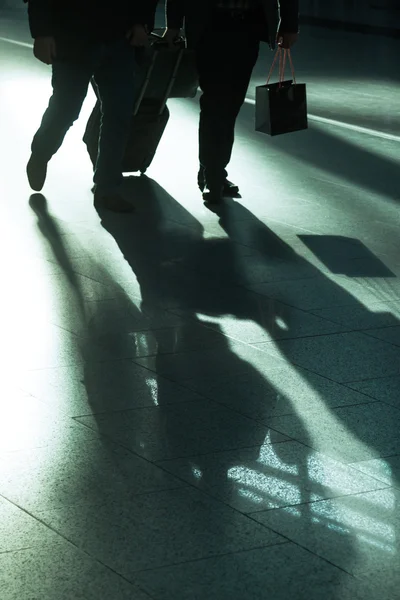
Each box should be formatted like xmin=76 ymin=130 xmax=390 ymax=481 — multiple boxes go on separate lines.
xmin=133 ymin=44 xmax=185 ymax=117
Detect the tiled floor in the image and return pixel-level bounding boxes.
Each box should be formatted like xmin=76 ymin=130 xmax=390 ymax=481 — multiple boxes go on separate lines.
xmin=1 ymin=9 xmax=400 ymax=600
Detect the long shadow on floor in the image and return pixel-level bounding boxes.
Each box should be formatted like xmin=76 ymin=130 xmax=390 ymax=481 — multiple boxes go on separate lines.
xmin=92 ymin=178 xmax=400 ymax=592
xmin=237 ymin=100 xmax=400 ymax=206
xmin=28 ymin=183 xmax=400 ymax=595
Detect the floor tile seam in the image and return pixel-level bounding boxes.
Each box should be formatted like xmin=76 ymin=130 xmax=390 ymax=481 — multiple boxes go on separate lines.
xmin=245 ymin=286 xmax=400 ymax=317
xmin=161 ymin=308 xmax=355 ymax=350
xmin=154 ymin=439 xmax=294 ymax=465
xmin=187 ymin=262 xmax=325 ymax=289
xmin=175 ymin=263 xmax=321 ymax=287
xmin=84 ymin=364 xmax=384 ymax=434
xmin=57 ymin=320 xmax=201 ymax=338
xmin=124 ymin=540 xmax=291 ymax=577
xmin=154 ymin=355 xmax=387 ymax=409
xmin=189 ymin=313 xmax=356 ymax=342
xmin=243 ymin=514 xmax=356 ymax=576
xmin=361 ymin=328 xmax=400 ymax=347
xmin=27 ymin=333 xmax=249 ymax=362
xmin=1 ymin=513 xmax=156 ymax=598
xmin=265 ymin=437 xmax=376 ymax=468
xmin=0 ymin=545 xmax=35 ymax=555
xmin=19 ymin=355 xmax=151 ymax=373
xmin=341 ymin=359 xmax=400 ymax=384
xmin=345 ymin=461 xmax=400 ymax=487
xmin=248 ymin=215 xmax=317 ymax=231
xmin=348 ymin=451 xmax=400 ymax=463
xmin=73 ymin=415 xmax=294 ymax=464
xmin=155 ymin=459 xmax=393 ymax=508
xmin=48 ymin=322 xmax=85 ymax=339
xmin=34 ymin=259 xmax=119 ymax=289
xmin=272 ymin=303 xmax=390 ymax=326
xmin=71 ymin=394 xmax=249 ymax=420
xmin=339 ymin=383 xmax=397 ymax=403
xmin=243 ymin=340 xmax=400 ymax=388
xmin=27 ymin=483 xmax=192 ymax=515
xmin=347 ymin=453 xmax=400 ymax=478
xmin=129 ymin=376 xmax=299 ymax=437
xmin=69 ymin=396 xmax=208 ymax=419
xmin=66 ymin=418 xmax=222 ymax=476
xmin=68 ymin=416 xmax=299 ymax=498
xmin=0 ymin=491 xmax=101 ymax=558
xmin=262 ymin=400 xmax=385 ymax=425
xmin=104 ymin=367 xmax=386 ymax=427
xmin=245 ymin=484 xmax=392 ymax=518
xmin=353 ymin=397 xmax=400 ymax=414
xmin=344 ymin=373 xmax=400 ymax=385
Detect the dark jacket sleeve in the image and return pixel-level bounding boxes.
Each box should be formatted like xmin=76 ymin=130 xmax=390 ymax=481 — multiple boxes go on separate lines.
xmin=279 ymin=0 xmax=299 ymax=33
xmin=166 ymin=0 xmax=185 ymax=30
xmin=27 ymin=0 xmax=53 ymax=38
xmin=131 ymin=0 xmax=158 ymax=28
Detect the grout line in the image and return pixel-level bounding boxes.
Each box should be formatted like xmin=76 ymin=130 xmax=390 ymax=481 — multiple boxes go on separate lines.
xmin=246 ymin=484 xmax=392 ymax=519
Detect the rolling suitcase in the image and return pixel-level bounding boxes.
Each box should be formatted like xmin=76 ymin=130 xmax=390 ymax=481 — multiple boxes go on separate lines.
xmin=137 ymin=32 xmax=198 ymax=100
xmin=83 ymin=43 xmax=179 ymax=175
xmin=83 ymin=101 xmax=170 ymax=175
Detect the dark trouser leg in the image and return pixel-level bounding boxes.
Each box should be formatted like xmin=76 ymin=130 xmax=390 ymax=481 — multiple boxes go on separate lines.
xmin=31 ymin=59 xmax=93 ymax=162
xmin=197 ymin=21 xmax=260 ymax=189
xmin=93 ymin=39 xmax=136 ymax=195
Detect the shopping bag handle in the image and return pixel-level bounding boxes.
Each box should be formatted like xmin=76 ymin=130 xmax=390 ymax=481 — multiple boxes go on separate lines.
xmin=266 ymin=47 xmax=296 ymax=87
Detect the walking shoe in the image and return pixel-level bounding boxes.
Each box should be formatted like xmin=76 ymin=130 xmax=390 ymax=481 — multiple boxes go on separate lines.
xmin=26 ymin=154 xmax=48 ymax=192
xmin=202 ymin=185 xmax=223 ymax=205
xmin=94 ymin=192 xmax=134 ymax=213
xmin=198 ymin=175 xmax=239 ymax=197
xmin=222 ymin=179 xmax=239 ymax=196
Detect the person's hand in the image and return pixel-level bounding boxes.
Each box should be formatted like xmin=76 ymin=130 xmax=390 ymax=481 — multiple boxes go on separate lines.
xmin=277 ymin=32 xmax=298 ymax=49
xmin=162 ymin=27 xmax=180 ymax=48
xmin=127 ymin=24 xmax=149 ymax=47
xmin=33 ymin=36 xmax=56 ymax=65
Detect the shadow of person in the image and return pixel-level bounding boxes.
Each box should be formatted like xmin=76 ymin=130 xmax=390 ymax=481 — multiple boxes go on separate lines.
xmin=29 ymin=193 xmax=87 ymax=300
xmin=29 ymin=192 xmax=167 ymax=505
xmin=97 ymin=178 xmax=371 ymax=592
xmin=212 ymin=198 xmax=400 ymax=574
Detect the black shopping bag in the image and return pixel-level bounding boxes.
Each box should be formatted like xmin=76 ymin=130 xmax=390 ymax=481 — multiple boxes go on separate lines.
xmin=255 ymin=49 xmax=307 ymax=136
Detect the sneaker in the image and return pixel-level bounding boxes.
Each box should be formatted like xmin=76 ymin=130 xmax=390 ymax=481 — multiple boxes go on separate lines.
xmin=94 ymin=192 xmax=134 ymax=213
xmin=26 ymin=154 xmax=48 ymax=192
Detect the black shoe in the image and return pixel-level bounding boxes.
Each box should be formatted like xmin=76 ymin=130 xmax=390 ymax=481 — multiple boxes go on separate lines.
xmin=202 ymin=185 xmax=223 ymax=204
xmin=27 ymin=154 xmax=48 ymax=192
xmin=198 ymin=177 xmax=239 ymax=197
xmin=223 ymin=179 xmax=239 ymax=196
xmin=94 ymin=192 xmax=134 ymax=213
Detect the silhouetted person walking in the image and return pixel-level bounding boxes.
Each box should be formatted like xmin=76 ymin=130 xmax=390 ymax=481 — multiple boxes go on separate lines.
xmin=163 ymin=0 xmax=299 ymax=204
xmin=25 ymin=0 xmax=156 ymax=212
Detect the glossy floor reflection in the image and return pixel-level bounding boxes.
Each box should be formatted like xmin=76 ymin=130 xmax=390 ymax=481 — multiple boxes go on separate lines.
xmin=1 ymin=12 xmax=400 ymax=600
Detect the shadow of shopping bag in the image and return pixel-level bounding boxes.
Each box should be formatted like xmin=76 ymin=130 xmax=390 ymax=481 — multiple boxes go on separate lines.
xmin=256 ymin=48 xmax=307 ymax=136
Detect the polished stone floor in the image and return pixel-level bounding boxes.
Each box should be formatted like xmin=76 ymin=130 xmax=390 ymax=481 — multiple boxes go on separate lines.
xmin=0 ymin=10 xmax=400 ymax=600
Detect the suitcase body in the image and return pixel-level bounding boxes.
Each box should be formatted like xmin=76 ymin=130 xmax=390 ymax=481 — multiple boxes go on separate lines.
xmin=136 ymin=34 xmax=198 ymax=101
xmin=83 ymin=37 xmax=185 ymax=175
xmin=83 ymin=100 xmax=170 ymax=175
